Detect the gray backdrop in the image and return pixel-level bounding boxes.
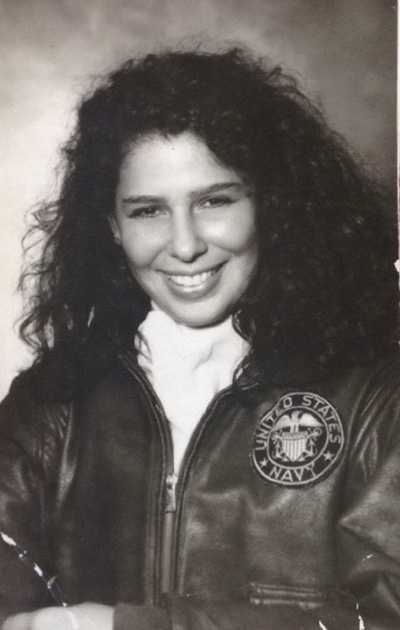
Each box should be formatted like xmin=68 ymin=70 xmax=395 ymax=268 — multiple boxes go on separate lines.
xmin=0 ymin=0 xmax=396 ymax=399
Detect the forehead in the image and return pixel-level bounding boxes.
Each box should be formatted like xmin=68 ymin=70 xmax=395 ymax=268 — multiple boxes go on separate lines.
xmin=117 ymin=132 xmax=244 ymax=193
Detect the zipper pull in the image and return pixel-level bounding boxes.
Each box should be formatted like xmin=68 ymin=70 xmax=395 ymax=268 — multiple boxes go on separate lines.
xmin=165 ymin=473 xmax=178 ymax=512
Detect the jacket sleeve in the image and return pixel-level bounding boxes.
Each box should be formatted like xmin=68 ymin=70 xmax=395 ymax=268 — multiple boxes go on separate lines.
xmin=335 ymin=363 xmax=400 ymax=630
xmin=0 ymin=373 xmax=62 ymax=625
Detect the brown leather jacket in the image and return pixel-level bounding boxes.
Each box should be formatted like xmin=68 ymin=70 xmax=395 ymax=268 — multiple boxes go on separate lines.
xmin=0 ymin=351 xmax=399 ymax=629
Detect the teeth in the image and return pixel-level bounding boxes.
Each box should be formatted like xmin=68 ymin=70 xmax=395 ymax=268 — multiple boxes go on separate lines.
xmin=166 ymin=270 xmax=215 ymax=287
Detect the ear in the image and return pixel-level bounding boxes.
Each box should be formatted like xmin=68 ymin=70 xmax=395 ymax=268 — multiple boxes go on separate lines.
xmin=108 ymin=216 xmax=122 ymax=245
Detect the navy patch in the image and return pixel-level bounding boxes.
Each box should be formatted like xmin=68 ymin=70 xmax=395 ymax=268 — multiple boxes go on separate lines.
xmin=251 ymin=392 xmax=344 ymax=487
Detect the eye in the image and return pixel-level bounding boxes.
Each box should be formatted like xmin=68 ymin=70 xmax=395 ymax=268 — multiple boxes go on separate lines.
xmin=201 ymin=196 xmax=234 ymax=209
xmin=128 ymin=206 xmax=166 ymax=219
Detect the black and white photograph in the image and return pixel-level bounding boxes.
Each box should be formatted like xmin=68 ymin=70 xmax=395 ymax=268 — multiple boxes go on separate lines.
xmin=0 ymin=1 xmax=398 ymax=629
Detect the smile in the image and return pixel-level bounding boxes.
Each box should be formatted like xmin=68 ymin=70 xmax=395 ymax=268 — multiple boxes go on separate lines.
xmin=166 ymin=269 xmax=218 ymax=288
xmin=160 ymin=264 xmax=225 ymax=293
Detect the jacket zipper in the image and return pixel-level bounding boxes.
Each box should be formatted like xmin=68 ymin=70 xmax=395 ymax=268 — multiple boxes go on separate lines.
xmin=164 ymin=389 xmax=233 ymax=593
xmin=118 ymin=352 xmax=233 ymax=597
xmin=160 ymin=391 xmax=234 ymax=594
xmin=118 ymin=354 xmax=180 ymax=598
xmin=160 ymin=471 xmax=178 ymax=593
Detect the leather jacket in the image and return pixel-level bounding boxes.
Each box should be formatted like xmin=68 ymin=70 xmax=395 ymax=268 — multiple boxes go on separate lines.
xmin=0 ymin=349 xmax=399 ymax=630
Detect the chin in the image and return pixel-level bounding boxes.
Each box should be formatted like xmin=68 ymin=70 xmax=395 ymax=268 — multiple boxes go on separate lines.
xmin=168 ymin=307 xmax=232 ymax=328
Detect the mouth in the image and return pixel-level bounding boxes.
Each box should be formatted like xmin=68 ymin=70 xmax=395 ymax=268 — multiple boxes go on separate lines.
xmin=161 ymin=263 xmax=225 ymax=290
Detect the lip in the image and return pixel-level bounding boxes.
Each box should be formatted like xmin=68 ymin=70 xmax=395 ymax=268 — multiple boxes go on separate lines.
xmin=159 ymin=262 xmax=226 ymax=297
xmin=160 ymin=262 xmax=225 ymax=277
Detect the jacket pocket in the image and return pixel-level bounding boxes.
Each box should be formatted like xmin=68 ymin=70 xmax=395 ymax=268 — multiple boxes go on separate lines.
xmin=249 ymin=582 xmax=336 ymax=610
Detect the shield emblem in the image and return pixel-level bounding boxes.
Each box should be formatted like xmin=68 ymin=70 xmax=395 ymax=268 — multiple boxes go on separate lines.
xmin=280 ymin=431 xmax=308 ymax=461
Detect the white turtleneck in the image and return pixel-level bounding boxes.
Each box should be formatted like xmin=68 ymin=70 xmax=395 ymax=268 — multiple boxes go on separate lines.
xmin=135 ymin=310 xmax=248 ymax=472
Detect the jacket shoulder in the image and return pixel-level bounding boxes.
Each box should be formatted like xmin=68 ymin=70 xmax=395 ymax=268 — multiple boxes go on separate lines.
xmin=0 ymin=365 xmax=71 ymax=454
xmin=355 ymin=353 xmax=400 ymax=415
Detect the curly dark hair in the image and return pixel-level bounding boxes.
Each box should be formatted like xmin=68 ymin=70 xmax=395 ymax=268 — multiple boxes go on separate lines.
xmin=19 ymin=48 xmax=399 ymax=397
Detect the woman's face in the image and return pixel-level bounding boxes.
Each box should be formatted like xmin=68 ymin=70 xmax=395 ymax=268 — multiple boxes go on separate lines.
xmin=113 ymin=132 xmax=258 ymax=327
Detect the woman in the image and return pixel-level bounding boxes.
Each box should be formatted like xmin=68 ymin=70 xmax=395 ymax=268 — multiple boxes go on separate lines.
xmin=1 ymin=49 xmax=399 ymax=630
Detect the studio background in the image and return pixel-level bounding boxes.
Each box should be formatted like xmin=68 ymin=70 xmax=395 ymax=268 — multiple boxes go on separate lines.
xmin=0 ymin=0 xmax=396 ymax=400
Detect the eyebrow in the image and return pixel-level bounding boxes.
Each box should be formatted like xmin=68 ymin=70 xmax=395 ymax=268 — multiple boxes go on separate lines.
xmin=121 ymin=182 xmax=246 ymax=205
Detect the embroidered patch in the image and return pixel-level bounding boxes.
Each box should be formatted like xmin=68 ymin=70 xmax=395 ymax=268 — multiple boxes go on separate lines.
xmin=251 ymin=392 xmax=344 ymax=487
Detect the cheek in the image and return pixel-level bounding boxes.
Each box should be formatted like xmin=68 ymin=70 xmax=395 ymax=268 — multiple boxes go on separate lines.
xmin=214 ymin=215 xmax=257 ymax=256
xmin=119 ymin=227 xmax=163 ymax=270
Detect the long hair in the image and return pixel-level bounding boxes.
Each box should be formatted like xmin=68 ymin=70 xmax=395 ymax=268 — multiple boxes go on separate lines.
xmin=19 ymin=48 xmax=398 ymax=397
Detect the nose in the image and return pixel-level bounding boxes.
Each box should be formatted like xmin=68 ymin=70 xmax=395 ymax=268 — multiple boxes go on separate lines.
xmin=167 ymin=211 xmax=207 ymax=262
